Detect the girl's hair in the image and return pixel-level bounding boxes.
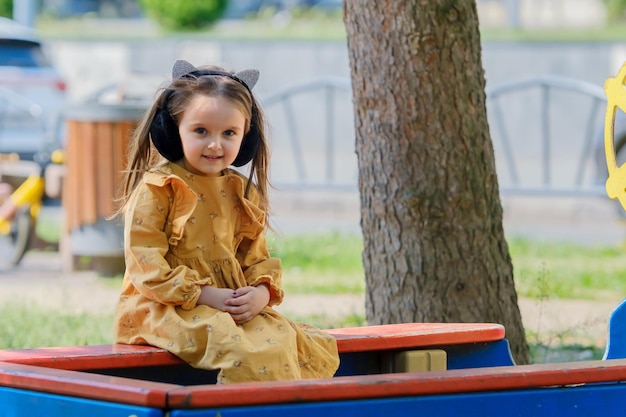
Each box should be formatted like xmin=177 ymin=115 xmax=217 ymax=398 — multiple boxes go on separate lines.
xmin=115 ymin=65 xmax=272 ymax=220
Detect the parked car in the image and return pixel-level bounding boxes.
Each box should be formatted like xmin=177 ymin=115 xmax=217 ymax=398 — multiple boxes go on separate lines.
xmin=0 ymin=17 xmax=66 ymax=161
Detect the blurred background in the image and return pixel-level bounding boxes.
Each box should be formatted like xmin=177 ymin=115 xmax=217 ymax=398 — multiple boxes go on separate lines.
xmin=2 ymin=0 xmax=626 ymax=360
xmin=3 ymin=0 xmax=626 ymax=269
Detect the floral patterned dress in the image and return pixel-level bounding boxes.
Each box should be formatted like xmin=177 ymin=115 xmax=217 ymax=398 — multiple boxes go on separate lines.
xmin=114 ymin=162 xmax=339 ymax=384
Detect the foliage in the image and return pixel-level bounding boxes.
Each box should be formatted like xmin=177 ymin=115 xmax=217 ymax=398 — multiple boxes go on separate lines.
xmin=0 ymin=0 xmax=11 ymax=18
xmin=603 ymin=0 xmax=626 ymax=22
xmin=138 ymin=0 xmax=228 ymax=31
xmin=36 ymin=6 xmax=346 ymax=40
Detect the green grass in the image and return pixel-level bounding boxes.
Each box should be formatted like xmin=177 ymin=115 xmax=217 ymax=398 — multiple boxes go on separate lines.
xmin=510 ymin=237 xmax=626 ymax=301
xmin=269 ymin=232 xmax=365 ymax=295
xmin=0 ymin=307 xmax=363 ymax=350
xmin=280 ymin=268 xmax=365 ymax=294
xmin=0 ymin=304 xmax=114 ymax=349
xmin=270 ymin=232 xmax=363 ymax=273
xmin=272 ymin=233 xmax=626 ymax=301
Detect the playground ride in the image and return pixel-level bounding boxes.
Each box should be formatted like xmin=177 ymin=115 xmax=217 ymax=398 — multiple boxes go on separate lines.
xmin=2 ymin=63 xmax=626 ymax=416
xmin=0 ymin=149 xmax=64 ymax=268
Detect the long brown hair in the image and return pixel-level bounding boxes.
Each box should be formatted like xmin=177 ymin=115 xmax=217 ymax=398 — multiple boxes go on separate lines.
xmin=114 ymin=66 xmax=272 ymax=220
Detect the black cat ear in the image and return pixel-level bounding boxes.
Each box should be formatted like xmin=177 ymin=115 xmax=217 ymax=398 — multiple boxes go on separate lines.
xmin=235 ymin=69 xmax=260 ymax=90
xmin=172 ymin=60 xmax=198 ymax=80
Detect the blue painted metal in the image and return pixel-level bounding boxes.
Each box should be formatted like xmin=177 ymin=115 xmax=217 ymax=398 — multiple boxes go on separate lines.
xmin=167 ymin=381 xmax=626 ymax=417
xmin=333 ymin=350 xmax=382 ymax=377
xmin=446 ymin=340 xmax=515 ymax=369
xmin=333 ymin=340 xmax=515 ymax=376
xmin=603 ymin=298 xmax=626 ymax=359
xmin=0 ymin=386 xmax=162 ymax=417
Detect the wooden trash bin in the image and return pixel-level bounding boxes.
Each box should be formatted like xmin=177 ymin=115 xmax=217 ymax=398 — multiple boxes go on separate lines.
xmin=62 ymin=104 xmax=145 ymax=274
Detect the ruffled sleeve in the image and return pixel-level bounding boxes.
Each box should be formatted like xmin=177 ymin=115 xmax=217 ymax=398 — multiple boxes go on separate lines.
xmin=233 ymin=179 xmax=284 ymax=306
xmin=124 ymin=173 xmax=203 ymax=310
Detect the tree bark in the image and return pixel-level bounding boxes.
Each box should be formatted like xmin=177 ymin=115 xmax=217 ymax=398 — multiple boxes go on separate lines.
xmin=344 ymin=0 xmax=530 ymax=364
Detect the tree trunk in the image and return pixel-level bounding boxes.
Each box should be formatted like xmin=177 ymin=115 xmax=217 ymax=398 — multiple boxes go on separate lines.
xmin=344 ymin=0 xmax=530 ymax=365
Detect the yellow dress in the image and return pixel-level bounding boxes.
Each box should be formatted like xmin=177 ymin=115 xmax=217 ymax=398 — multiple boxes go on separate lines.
xmin=114 ymin=162 xmax=339 ymax=383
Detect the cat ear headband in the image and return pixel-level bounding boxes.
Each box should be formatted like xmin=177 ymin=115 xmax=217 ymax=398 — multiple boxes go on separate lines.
xmin=150 ymin=59 xmax=261 ymax=167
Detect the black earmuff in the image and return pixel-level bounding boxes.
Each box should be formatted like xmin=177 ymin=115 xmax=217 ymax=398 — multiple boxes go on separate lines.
xmin=232 ymin=105 xmax=261 ymax=167
xmin=150 ymin=90 xmax=184 ymax=162
xmin=149 ymin=69 xmax=261 ymax=167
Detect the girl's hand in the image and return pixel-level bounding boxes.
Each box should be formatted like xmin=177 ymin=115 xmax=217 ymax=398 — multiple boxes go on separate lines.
xmin=223 ymin=284 xmax=270 ymax=325
xmin=198 ymin=286 xmax=237 ymax=310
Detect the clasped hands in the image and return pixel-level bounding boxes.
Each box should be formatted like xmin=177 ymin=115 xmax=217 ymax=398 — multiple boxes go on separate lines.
xmin=198 ymin=283 xmax=270 ymax=325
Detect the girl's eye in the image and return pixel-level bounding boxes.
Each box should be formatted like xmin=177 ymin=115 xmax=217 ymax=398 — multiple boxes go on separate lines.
xmin=224 ymin=130 xmax=235 ymax=137
xmin=195 ymin=127 xmax=207 ymax=135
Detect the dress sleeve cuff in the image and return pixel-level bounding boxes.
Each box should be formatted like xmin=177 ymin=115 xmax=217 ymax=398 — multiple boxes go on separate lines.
xmin=252 ymin=276 xmax=284 ymax=306
xmin=180 ymin=286 xmax=202 ymax=311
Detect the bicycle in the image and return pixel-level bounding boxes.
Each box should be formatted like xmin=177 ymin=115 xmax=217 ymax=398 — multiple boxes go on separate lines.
xmin=0 ymin=149 xmax=64 ymax=268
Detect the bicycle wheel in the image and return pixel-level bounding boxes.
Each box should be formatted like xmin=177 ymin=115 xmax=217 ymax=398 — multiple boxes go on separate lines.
xmin=0 ymin=206 xmax=34 ymax=268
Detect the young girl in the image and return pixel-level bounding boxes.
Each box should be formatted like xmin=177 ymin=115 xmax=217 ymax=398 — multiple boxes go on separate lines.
xmin=113 ymin=60 xmax=340 ymax=384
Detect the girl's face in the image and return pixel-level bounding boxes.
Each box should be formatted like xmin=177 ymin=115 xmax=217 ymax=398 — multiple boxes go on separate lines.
xmin=177 ymin=94 xmax=247 ymax=176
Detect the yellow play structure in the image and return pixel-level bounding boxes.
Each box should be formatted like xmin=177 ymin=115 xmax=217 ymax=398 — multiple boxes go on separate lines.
xmin=604 ymin=62 xmax=626 ymax=210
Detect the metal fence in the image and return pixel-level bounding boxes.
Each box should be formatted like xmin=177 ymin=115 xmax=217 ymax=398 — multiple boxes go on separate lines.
xmin=3 ymin=72 xmax=609 ymax=200
xmin=263 ymin=76 xmax=355 ymax=191
xmin=264 ymin=74 xmax=611 ymax=200
xmin=487 ymin=74 xmax=607 ymax=197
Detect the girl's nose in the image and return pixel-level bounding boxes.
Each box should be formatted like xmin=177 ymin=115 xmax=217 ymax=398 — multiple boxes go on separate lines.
xmin=207 ymin=138 xmax=221 ymax=150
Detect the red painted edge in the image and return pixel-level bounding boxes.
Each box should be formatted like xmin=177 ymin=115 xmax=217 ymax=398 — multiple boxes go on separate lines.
xmin=166 ymin=359 xmax=626 ymax=408
xmin=3 ymin=352 xmax=625 ymax=409
xmin=0 ymin=344 xmax=184 ymax=370
xmin=327 ymin=323 xmax=506 ymax=352
xmin=0 ymin=362 xmax=180 ymax=407
xmin=0 ymin=323 xmax=505 ymax=369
